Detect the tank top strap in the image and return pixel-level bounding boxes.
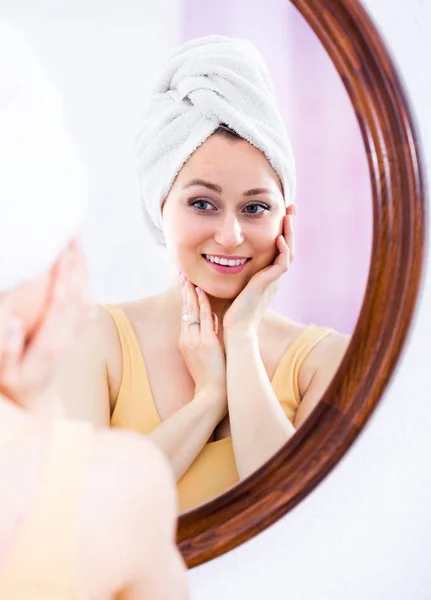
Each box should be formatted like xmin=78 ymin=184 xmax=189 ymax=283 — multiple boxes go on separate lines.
xmin=271 ymin=324 xmax=336 ymax=404
xmin=2 ymin=420 xmax=94 ymax=594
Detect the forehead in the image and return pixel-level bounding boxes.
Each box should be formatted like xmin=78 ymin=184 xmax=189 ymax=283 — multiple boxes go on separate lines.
xmin=176 ymin=135 xmax=283 ymax=194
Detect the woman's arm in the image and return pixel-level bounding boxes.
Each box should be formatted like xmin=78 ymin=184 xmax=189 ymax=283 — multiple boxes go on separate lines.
xmin=221 ymin=212 xmax=296 ymax=480
xmin=152 ymin=277 xmax=228 ymax=481
xmin=225 ymin=330 xmax=351 ymax=480
xmin=293 ymin=332 xmax=351 ymax=428
xmin=148 ymin=389 xmax=226 ymax=480
xmin=225 ymin=329 xmax=295 ymax=480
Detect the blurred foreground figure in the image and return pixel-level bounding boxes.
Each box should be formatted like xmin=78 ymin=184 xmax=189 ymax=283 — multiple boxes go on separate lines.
xmin=0 ymin=19 xmax=187 ymax=600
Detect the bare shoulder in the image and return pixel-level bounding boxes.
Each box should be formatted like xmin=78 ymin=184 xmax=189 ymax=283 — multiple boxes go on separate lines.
xmin=298 ymin=328 xmax=351 ymax=395
xmin=263 ymin=311 xmax=350 ymax=368
xmin=78 ymin=428 xmax=177 ymax=598
xmin=55 ymin=304 xmax=126 ymax=421
xmin=117 ymin=295 xmax=163 ymax=329
xmin=92 ymin=304 xmax=123 ymax=362
xmin=305 ymin=329 xmax=351 ymax=372
xmin=65 ymin=304 xmax=121 ymax=366
xmin=263 ymin=311 xmax=350 ymax=393
xmin=262 ymin=310 xmax=308 ymax=349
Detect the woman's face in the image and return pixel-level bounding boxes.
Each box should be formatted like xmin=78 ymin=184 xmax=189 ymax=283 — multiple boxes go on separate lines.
xmin=162 ymin=134 xmax=286 ymax=299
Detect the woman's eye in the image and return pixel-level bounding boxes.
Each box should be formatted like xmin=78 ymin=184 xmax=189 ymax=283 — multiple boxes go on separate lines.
xmin=244 ymin=203 xmax=269 ymax=215
xmin=190 ymin=199 xmax=214 ymax=211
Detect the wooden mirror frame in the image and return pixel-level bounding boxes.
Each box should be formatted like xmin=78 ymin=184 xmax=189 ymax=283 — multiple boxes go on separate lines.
xmin=177 ymin=0 xmax=427 ymax=568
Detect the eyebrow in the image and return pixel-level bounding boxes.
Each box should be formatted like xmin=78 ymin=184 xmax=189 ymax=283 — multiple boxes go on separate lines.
xmin=183 ymin=179 xmax=274 ymax=197
xmin=183 ymin=179 xmax=222 ymax=193
xmin=243 ymin=187 xmax=273 ymax=197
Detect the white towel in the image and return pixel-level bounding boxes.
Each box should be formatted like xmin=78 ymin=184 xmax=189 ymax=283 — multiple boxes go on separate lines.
xmin=135 ymin=35 xmax=296 ymax=244
xmin=0 ymin=20 xmax=88 ymax=293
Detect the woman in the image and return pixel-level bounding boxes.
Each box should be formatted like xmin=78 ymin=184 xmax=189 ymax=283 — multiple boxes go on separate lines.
xmin=57 ymin=35 xmax=350 ymax=512
xmin=0 ymin=19 xmax=186 ymax=598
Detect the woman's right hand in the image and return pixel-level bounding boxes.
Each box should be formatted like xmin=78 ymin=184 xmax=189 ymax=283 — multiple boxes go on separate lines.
xmin=179 ymin=275 xmax=227 ymax=417
xmin=0 ymin=239 xmax=93 ymax=412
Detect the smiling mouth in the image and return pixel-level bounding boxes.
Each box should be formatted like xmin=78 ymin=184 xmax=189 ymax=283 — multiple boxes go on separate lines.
xmin=202 ymin=254 xmax=251 ymax=267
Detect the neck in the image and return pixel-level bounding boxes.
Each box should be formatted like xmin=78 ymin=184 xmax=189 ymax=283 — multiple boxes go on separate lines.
xmin=200 ymin=294 xmax=233 ymax=325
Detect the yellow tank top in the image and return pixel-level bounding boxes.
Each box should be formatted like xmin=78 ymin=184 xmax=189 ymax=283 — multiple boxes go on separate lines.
xmin=0 ymin=420 xmax=93 ymax=600
xmin=104 ymin=304 xmax=334 ymax=512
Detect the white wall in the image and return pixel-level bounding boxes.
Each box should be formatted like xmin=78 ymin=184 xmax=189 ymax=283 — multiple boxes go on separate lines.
xmin=0 ymin=0 xmax=181 ymax=302
xmin=190 ymin=1 xmax=431 ymax=598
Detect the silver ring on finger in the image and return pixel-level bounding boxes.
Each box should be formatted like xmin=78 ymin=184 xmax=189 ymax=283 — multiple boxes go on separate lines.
xmin=187 ymin=319 xmax=201 ymax=326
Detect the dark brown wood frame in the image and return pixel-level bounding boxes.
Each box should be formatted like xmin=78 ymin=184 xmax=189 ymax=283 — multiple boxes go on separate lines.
xmin=177 ymin=0 xmax=427 ymax=568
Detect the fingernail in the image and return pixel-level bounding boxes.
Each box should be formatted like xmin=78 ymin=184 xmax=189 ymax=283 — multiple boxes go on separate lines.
xmin=179 ymin=272 xmax=185 ymax=283
xmin=196 ymin=287 xmax=201 ymax=296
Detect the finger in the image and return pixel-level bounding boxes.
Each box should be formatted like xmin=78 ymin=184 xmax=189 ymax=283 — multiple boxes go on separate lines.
xmin=0 ymin=317 xmax=25 ymax=383
xmin=22 ymin=242 xmax=74 ymax=365
xmin=196 ymin=288 xmax=215 ymax=339
xmin=184 ymin=280 xmax=201 ymax=338
xmin=259 ymin=236 xmax=289 ymax=288
xmin=0 ymin=295 xmax=14 ymax=348
xmin=286 ymin=203 xmax=296 ymax=217
xmin=184 ymin=279 xmax=199 ymax=320
xmin=284 ymin=212 xmax=295 ymax=263
xmin=212 ymin=312 xmax=219 ymax=336
xmin=59 ymin=249 xmax=95 ymax=339
xmin=275 ymin=234 xmax=290 ymax=273
xmin=180 ymin=274 xmax=187 ymax=335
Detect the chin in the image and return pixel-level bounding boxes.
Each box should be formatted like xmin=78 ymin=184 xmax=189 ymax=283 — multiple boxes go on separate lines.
xmin=207 ymin=289 xmax=237 ymax=300
xmin=183 ymin=260 xmax=254 ymax=298
xmin=198 ymin=278 xmax=246 ymax=300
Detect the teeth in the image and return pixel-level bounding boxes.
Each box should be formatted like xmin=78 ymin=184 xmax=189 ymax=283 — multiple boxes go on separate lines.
xmin=204 ymin=255 xmax=248 ymax=267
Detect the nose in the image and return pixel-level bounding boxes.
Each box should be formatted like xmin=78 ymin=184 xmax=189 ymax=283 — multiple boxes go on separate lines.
xmin=213 ymin=212 xmax=244 ymax=248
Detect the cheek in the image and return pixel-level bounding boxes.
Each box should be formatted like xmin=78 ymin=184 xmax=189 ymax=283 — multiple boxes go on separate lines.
xmin=164 ymin=222 xmax=206 ymax=268
xmin=164 ymin=209 xmax=211 ymax=248
xmin=247 ymin=225 xmax=280 ymax=270
xmin=252 ymin=223 xmax=279 ymax=251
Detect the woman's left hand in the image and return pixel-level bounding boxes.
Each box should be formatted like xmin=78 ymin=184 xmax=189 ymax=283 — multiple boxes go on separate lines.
xmin=223 ymin=206 xmax=295 ymax=338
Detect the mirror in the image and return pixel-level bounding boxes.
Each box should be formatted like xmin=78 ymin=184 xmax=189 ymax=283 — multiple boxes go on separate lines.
xmin=3 ymin=0 xmax=424 ymax=567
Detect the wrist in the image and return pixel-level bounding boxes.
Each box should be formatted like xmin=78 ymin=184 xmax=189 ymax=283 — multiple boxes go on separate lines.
xmin=194 ymin=384 xmax=226 ymax=401
xmin=194 ymin=386 xmax=227 ymax=417
xmin=224 ymin=326 xmax=258 ymax=345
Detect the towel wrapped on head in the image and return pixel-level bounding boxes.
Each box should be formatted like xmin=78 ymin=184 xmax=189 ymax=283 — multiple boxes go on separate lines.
xmin=135 ymin=35 xmax=296 ymax=245
xmin=0 ymin=20 xmax=88 ymax=293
